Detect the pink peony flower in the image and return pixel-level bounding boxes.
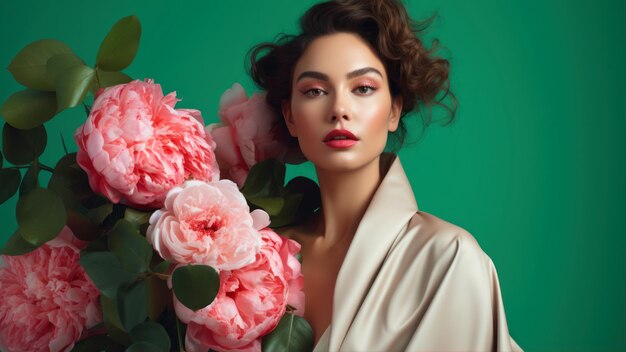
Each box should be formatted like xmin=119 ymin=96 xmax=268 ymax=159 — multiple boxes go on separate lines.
xmin=0 ymin=227 xmax=102 ymax=352
xmin=75 ymin=79 xmax=219 ymax=208
xmin=174 ymin=229 xmax=305 ymax=352
xmin=208 ymin=83 xmax=291 ymax=187
xmin=146 ymin=179 xmax=268 ymax=270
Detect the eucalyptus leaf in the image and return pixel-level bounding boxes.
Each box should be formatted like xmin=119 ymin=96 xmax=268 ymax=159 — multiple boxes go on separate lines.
xmin=96 ymin=15 xmax=141 ymax=72
xmin=70 ymin=334 xmax=124 ymax=352
xmin=172 ymin=265 xmax=220 ymax=311
xmin=123 ymin=208 xmax=152 ymax=232
xmin=126 ymin=341 xmax=162 ymax=352
xmin=153 ymin=259 xmax=171 ymax=274
xmin=241 ymin=159 xmax=286 ymax=198
xmin=8 ymin=39 xmax=73 ymax=91
xmin=87 ymin=204 xmax=114 ymax=226
xmin=55 ymin=64 xmax=95 ymax=111
xmin=19 ymin=165 xmax=37 ymax=196
xmin=48 ymin=152 xmax=93 ymax=211
xmin=1 ymin=89 xmax=57 ymax=129
xmin=66 ymin=210 xmax=101 ymax=241
xmin=100 ymin=295 xmax=132 ymax=346
xmin=108 ymin=219 xmax=152 ymax=273
xmin=130 ymin=321 xmax=171 ymax=352
xmin=0 ymin=168 xmax=21 ymax=205
xmin=262 ymin=313 xmax=314 ymax=352
xmin=16 ymin=188 xmax=66 ymax=246
xmin=95 ymin=70 xmax=133 ymax=91
xmin=1 ymin=230 xmax=39 ymax=256
xmin=82 ymin=234 xmax=109 ymax=253
xmin=45 ymin=52 xmax=84 ymax=86
xmin=2 ymin=123 xmax=47 ymax=165
xmin=147 ymin=275 xmax=169 ymax=321
xmin=248 ymin=196 xmax=285 ymax=216
xmin=79 ymin=251 xmax=137 ymax=298
xmin=267 ymin=193 xmax=304 ymax=228
xmin=117 ymin=280 xmax=148 ymax=332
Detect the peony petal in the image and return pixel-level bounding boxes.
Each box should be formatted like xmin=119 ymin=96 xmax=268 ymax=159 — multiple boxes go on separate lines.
xmin=250 ymin=210 xmax=271 ymax=230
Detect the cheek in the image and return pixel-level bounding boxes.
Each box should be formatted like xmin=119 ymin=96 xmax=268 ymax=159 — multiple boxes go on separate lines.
xmin=289 ymin=99 xmax=326 ymax=153
xmin=291 ymin=98 xmax=326 ymax=132
xmin=357 ymin=97 xmax=392 ymax=138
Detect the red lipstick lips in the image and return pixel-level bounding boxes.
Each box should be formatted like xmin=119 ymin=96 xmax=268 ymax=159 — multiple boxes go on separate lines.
xmin=323 ymin=129 xmax=359 ymax=148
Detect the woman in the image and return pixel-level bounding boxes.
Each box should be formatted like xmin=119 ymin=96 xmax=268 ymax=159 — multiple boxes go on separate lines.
xmin=249 ymin=0 xmax=522 ymax=350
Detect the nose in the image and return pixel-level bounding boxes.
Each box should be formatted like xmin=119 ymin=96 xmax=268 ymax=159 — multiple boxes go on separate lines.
xmin=330 ymin=90 xmax=351 ymax=122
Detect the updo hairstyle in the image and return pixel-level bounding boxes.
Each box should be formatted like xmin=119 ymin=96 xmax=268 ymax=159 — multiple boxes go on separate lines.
xmin=248 ymin=0 xmax=456 ymax=150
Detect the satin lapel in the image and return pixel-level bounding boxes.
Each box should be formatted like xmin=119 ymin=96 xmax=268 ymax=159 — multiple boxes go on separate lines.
xmin=329 ymin=154 xmax=419 ymax=350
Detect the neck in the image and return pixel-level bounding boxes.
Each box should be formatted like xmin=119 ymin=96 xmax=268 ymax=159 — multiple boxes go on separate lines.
xmin=314 ymin=156 xmax=382 ymax=247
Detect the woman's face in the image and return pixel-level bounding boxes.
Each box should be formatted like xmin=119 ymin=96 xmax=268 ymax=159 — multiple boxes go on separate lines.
xmin=282 ymin=32 xmax=402 ymax=173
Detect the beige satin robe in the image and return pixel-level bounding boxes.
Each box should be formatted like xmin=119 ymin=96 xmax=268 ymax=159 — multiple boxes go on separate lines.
xmin=312 ymin=154 xmax=522 ymax=351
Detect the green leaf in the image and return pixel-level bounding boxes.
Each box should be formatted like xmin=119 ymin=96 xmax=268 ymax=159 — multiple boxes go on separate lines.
xmin=0 ymin=150 xmax=3 ymax=167
xmin=108 ymin=219 xmax=152 ymax=273
xmin=2 ymin=123 xmax=47 ymax=165
xmin=100 ymin=295 xmax=132 ymax=346
xmin=147 ymin=275 xmax=169 ymax=321
xmin=117 ymin=280 xmax=148 ymax=332
xmin=45 ymin=52 xmax=85 ymax=86
xmin=82 ymin=234 xmax=109 ymax=253
xmin=1 ymin=230 xmax=39 ymax=256
xmin=1 ymin=89 xmax=57 ymax=129
xmin=126 ymin=341 xmax=162 ymax=352
xmin=70 ymin=334 xmax=124 ymax=352
xmin=66 ymin=210 xmax=101 ymax=241
xmin=95 ymin=70 xmax=133 ymax=91
xmin=87 ymin=204 xmax=114 ymax=226
xmin=241 ymin=159 xmax=286 ymax=197
xmin=48 ymin=152 xmax=93 ymax=211
xmin=153 ymin=259 xmax=171 ymax=274
xmin=8 ymin=39 xmax=73 ymax=91
xmin=55 ymin=64 xmax=95 ymax=111
xmin=16 ymin=188 xmax=66 ymax=246
xmin=79 ymin=251 xmax=137 ymax=298
xmin=0 ymin=168 xmax=21 ymax=205
xmin=248 ymin=196 xmax=285 ymax=216
xmin=130 ymin=321 xmax=171 ymax=352
xmin=123 ymin=208 xmax=152 ymax=232
xmin=262 ymin=313 xmax=314 ymax=352
xmin=267 ymin=193 xmax=303 ymax=228
xmin=172 ymin=265 xmax=220 ymax=311
xmin=19 ymin=165 xmax=37 ymax=196
xmin=96 ymin=15 xmax=141 ymax=72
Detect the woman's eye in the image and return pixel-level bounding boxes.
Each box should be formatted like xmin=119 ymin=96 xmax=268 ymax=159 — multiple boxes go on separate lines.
xmin=304 ymin=88 xmax=325 ymax=97
xmin=354 ymin=86 xmax=376 ymax=95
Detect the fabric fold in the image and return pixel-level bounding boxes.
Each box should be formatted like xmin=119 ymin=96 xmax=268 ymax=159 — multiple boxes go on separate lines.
xmin=314 ymin=153 xmax=522 ymax=351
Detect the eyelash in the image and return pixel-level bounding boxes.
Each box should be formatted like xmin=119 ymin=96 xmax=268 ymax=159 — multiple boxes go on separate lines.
xmin=302 ymin=85 xmax=377 ymax=98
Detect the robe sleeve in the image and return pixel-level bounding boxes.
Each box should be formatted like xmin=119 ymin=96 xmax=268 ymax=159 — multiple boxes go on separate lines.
xmin=404 ymin=230 xmax=523 ymax=351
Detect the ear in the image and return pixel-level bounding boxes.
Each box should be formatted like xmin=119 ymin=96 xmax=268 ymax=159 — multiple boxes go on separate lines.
xmin=281 ymin=100 xmax=298 ymax=137
xmin=388 ymin=95 xmax=403 ymax=132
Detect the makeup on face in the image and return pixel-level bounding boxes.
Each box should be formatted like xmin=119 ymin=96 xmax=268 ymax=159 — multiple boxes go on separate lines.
xmin=284 ymin=32 xmax=400 ymax=172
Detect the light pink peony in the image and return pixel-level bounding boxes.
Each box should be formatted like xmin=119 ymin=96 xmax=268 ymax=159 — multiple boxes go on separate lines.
xmin=175 ymin=229 xmax=305 ymax=352
xmin=0 ymin=227 xmax=102 ymax=352
xmin=75 ymin=79 xmax=219 ymax=208
xmin=208 ymin=83 xmax=291 ymax=187
xmin=147 ymin=179 xmax=268 ymax=270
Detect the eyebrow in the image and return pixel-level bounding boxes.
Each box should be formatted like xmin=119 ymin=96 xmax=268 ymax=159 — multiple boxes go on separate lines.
xmin=296 ymin=67 xmax=383 ymax=82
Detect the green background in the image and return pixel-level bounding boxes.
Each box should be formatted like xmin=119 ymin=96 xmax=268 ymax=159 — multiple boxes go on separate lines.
xmin=1 ymin=0 xmax=624 ymax=350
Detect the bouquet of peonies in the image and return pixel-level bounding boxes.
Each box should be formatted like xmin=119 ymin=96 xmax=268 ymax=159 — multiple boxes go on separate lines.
xmin=0 ymin=16 xmax=318 ymax=352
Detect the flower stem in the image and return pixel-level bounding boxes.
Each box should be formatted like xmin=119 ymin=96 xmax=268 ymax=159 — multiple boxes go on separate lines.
xmin=176 ymin=315 xmax=186 ymax=352
xmin=33 ymin=158 xmax=40 ymax=188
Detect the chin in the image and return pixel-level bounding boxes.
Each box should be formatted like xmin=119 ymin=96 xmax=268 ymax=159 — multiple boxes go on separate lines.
xmin=308 ymin=150 xmax=383 ymax=174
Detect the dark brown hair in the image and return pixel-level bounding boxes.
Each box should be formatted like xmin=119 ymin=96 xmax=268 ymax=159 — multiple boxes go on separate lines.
xmin=247 ymin=0 xmax=456 ymax=150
